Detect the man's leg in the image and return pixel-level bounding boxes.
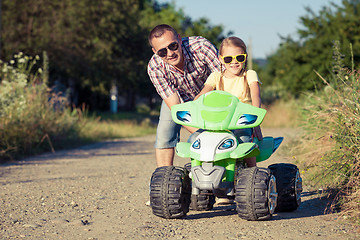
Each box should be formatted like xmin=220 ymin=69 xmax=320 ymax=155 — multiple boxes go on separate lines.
xmin=155 ymin=148 xmax=174 ymax=167
xmin=154 ymin=101 xmax=181 ymax=167
xmin=244 ymin=156 xmax=256 ymax=167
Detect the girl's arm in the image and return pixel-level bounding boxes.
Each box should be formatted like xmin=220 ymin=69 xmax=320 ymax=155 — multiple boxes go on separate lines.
xmin=249 ymin=82 xmax=263 ymax=140
xmin=249 ymin=82 xmax=261 ymax=108
xmin=194 ymin=84 xmax=214 ymax=100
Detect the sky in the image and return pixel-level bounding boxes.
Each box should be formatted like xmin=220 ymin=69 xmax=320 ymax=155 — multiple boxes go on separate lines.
xmin=157 ymin=0 xmax=343 ymax=59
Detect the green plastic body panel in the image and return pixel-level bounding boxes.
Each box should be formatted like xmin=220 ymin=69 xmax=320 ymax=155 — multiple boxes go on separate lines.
xmin=177 ymin=141 xmax=260 ymax=162
xmin=254 ymin=137 xmax=275 ymax=162
xmin=171 ymin=90 xmax=266 ymax=130
xmin=178 ymin=137 xmax=280 ymax=165
xmin=191 ymin=158 xmax=236 ymax=182
xmin=172 ymin=91 xmax=283 ymax=187
xmin=175 ymin=142 xmax=191 ymax=158
xmin=230 ymin=142 xmax=259 ymax=159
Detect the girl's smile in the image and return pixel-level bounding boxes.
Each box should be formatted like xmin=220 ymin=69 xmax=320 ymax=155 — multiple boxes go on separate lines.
xmin=220 ymin=46 xmax=245 ymax=78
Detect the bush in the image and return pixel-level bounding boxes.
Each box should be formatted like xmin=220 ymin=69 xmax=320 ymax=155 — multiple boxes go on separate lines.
xmin=0 ymin=53 xmax=81 ymax=161
xmin=0 ymin=53 xmax=157 ymax=162
xmin=299 ymin=44 xmax=360 ymax=223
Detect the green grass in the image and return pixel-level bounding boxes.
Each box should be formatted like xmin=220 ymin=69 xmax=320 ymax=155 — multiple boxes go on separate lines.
xmin=273 ymin=44 xmax=360 ymax=224
xmin=296 ymin=63 xmax=360 ymax=222
xmin=78 ymin=111 xmax=157 ymax=143
xmin=0 ymin=103 xmax=157 ymax=162
xmin=0 ymin=53 xmax=157 ymax=162
xmin=261 ymin=99 xmax=300 ymax=128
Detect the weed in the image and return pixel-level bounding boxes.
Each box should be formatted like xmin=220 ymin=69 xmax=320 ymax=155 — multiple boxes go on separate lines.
xmin=298 ymin=43 xmax=360 ymax=222
xmin=0 ymin=53 xmax=156 ymax=162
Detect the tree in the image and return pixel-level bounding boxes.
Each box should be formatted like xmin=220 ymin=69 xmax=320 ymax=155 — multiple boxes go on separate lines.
xmin=263 ymin=0 xmax=360 ymax=97
xmin=1 ymin=0 xmax=229 ymax=111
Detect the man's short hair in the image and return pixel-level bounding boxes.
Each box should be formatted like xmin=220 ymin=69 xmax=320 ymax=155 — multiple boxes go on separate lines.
xmin=148 ymin=24 xmax=178 ymax=47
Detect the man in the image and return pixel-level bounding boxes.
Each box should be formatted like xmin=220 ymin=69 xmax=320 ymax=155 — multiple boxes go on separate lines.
xmin=147 ymin=24 xmax=221 ymax=167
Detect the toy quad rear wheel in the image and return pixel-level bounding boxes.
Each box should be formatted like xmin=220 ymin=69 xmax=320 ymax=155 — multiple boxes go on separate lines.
xmin=150 ymin=166 xmax=191 ymax=219
xmin=235 ymin=167 xmax=277 ymax=221
xmin=190 ymin=191 xmax=215 ymax=211
xmin=184 ymin=163 xmax=215 ymax=211
xmin=268 ymin=163 xmax=302 ymax=212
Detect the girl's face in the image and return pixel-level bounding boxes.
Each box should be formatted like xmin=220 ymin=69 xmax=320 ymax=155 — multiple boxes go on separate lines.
xmin=220 ymin=46 xmax=246 ymax=77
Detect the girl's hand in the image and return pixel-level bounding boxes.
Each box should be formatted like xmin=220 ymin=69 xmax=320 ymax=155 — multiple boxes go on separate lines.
xmin=253 ymin=126 xmax=263 ymax=141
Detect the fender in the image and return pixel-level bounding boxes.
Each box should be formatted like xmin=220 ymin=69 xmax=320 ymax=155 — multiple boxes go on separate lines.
xmin=171 ymin=90 xmax=266 ymax=130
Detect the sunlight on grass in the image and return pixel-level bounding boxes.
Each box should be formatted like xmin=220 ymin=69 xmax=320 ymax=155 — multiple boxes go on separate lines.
xmin=296 ymin=56 xmax=360 ymax=221
xmin=262 ymin=99 xmax=300 ymax=128
xmin=79 ymin=114 xmax=157 ymax=142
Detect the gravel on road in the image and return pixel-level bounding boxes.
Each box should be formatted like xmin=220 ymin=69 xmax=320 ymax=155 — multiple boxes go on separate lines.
xmin=0 ymin=128 xmax=359 ymax=239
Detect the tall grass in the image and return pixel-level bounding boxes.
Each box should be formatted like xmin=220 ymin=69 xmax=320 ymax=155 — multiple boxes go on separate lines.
xmin=0 ymin=53 xmax=82 ymax=161
xmin=299 ymin=43 xmax=360 ymax=223
xmin=262 ymin=99 xmax=300 ymax=128
xmin=0 ymin=53 xmax=156 ymax=162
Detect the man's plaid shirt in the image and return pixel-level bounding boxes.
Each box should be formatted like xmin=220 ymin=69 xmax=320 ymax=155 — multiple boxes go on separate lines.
xmin=147 ymin=36 xmax=221 ymax=102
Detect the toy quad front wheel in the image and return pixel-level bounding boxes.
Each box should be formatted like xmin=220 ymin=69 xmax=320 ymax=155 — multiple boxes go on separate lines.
xmin=150 ymin=166 xmax=191 ymax=219
xmin=235 ymin=167 xmax=277 ymax=221
xmin=268 ymin=163 xmax=302 ymax=212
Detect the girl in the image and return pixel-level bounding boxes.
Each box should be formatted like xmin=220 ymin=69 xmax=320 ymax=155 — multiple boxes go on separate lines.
xmin=195 ymin=36 xmax=263 ymax=167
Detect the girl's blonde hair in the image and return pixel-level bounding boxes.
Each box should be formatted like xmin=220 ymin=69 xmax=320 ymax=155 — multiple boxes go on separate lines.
xmin=218 ymin=36 xmax=249 ymax=101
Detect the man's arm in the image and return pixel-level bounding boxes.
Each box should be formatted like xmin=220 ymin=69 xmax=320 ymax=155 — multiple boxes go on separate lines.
xmin=200 ymin=38 xmax=222 ymax=72
xmin=164 ymin=93 xmax=198 ymax=134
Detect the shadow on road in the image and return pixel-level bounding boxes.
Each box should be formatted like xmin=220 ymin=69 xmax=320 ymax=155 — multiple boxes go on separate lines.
xmin=186 ymin=190 xmax=333 ymax=221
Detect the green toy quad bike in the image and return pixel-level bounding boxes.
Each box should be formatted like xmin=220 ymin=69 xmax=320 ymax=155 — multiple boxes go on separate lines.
xmin=149 ymin=90 xmax=302 ymax=220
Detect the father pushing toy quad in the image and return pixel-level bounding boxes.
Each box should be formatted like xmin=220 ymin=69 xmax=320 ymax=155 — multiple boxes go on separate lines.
xmin=147 ymin=24 xmax=302 ymax=220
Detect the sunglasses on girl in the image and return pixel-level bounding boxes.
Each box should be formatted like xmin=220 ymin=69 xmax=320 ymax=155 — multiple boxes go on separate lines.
xmin=221 ymin=54 xmax=247 ymax=64
xmin=156 ymin=42 xmax=179 ymax=58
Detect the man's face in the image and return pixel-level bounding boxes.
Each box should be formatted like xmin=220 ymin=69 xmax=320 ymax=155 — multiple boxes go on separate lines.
xmin=151 ymin=30 xmax=183 ymax=67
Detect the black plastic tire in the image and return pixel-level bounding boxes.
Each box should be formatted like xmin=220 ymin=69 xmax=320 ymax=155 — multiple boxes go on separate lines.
xmin=184 ymin=162 xmax=192 ymax=173
xmin=150 ymin=166 xmax=191 ymax=219
xmin=268 ymin=163 xmax=302 ymax=212
xmin=235 ymin=167 xmax=277 ymax=221
xmin=184 ymin=163 xmax=215 ymax=211
xmin=190 ymin=191 xmax=215 ymax=211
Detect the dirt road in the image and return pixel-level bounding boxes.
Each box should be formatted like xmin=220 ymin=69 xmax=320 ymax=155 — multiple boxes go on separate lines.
xmin=0 ymin=128 xmax=358 ymax=239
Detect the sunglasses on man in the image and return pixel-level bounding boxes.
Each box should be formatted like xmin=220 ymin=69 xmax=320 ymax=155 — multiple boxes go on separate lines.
xmin=156 ymin=42 xmax=179 ymax=58
xmin=221 ymin=54 xmax=247 ymax=64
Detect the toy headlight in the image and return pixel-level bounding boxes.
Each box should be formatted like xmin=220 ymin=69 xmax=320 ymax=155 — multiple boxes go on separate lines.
xmin=218 ymin=139 xmax=235 ymax=150
xmin=192 ymin=139 xmax=201 ymax=149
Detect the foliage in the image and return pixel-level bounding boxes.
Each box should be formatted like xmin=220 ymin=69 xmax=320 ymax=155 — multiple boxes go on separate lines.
xmin=0 ymin=53 xmax=81 ymax=161
xmin=262 ymin=0 xmax=360 ymax=98
xmin=299 ymin=43 xmax=360 ymax=222
xmin=139 ymin=1 xmax=229 ymax=47
xmin=0 ymin=53 xmax=157 ymax=162
xmin=1 ymin=0 xmax=228 ymax=111
xmin=0 ymin=53 xmax=36 ymax=115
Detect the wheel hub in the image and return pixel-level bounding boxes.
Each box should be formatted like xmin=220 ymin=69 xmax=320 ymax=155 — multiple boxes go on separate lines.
xmin=295 ymin=171 xmax=303 ymax=204
xmin=268 ymin=175 xmax=278 ymax=214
